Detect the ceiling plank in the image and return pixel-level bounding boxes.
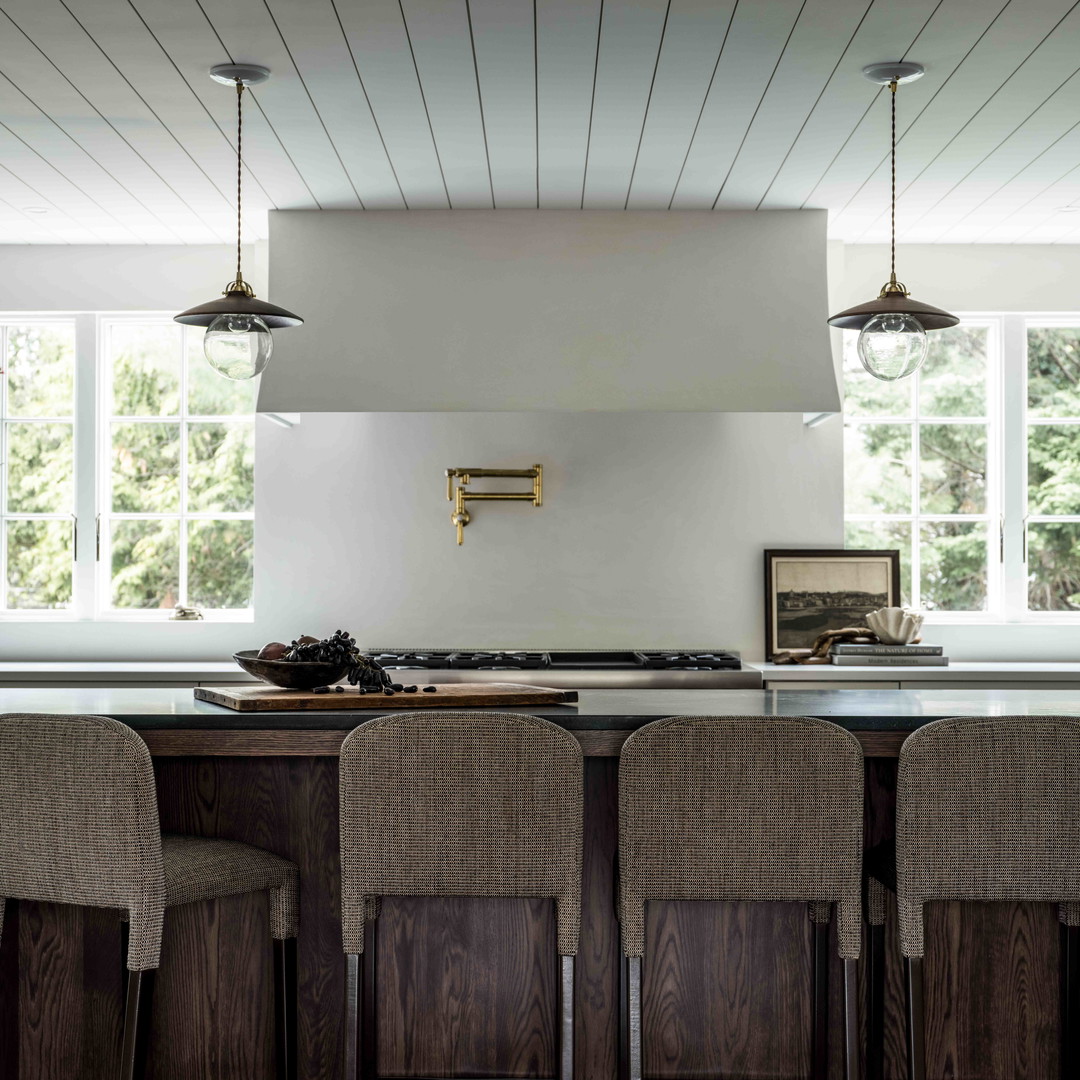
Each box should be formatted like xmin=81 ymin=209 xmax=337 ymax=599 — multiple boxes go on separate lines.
xmin=0 ymin=5 xmax=225 ymax=243
xmin=623 ymin=0 xmax=736 ymax=210
xmin=864 ymin=2 xmax=1080 ymax=243
xmin=535 ymin=0 xmax=602 ymax=208
xmin=827 ymin=0 xmax=1080 ymax=241
xmin=754 ymin=0 xmax=942 ymax=211
xmin=129 ymin=0 xmax=315 ymax=220
xmin=581 ymin=0 xmax=671 ymax=208
xmin=470 ymin=0 xmax=537 ymax=208
xmin=16 ymin=0 xmax=292 ymax=240
xmin=191 ymin=0 xmax=365 ymax=210
xmin=332 ymin=0 xmax=449 ymax=209
xmin=713 ymin=0 xmax=878 ymax=211
xmin=669 ymin=0 xmax=805 ymax=209
xmin=903 ymin=67 xmax=1080 ymax=242
xmin=804 ymin=0 xmax=1020 ymax=226
xmin=256 ymin=0 xmax=407 ymax=209
xmin=398 ymin=0 xmax=494 ymax=208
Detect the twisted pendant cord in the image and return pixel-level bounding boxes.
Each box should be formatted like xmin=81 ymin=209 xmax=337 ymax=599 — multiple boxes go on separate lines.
xmin=890 ymin=79 xmax=897 ymax=285
xmin=235 ymin=80 xmax=244 ymax=285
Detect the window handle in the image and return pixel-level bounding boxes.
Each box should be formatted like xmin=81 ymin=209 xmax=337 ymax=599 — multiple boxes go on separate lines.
xmin=1023 ymin=515 xmax=1029 ymax=564
xmin=95 ymin=515 xmax=100 ymax=562
xmin=999 ymin=515 xmax=1004 ymax=563
xmin=71 ymin=513 xmax=77 ymax=556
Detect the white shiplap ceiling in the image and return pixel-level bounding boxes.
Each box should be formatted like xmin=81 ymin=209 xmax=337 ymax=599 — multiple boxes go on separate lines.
xmin=4 ymin=0 xmax=1080 ymax=243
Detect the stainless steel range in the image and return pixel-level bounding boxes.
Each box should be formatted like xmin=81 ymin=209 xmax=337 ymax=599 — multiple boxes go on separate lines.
xmin=362 ymin=649 xmax=762 ymax=690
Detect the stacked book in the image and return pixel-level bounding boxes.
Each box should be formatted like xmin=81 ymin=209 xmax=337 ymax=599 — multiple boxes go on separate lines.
xmin=831 ymin=643 xmax=948 ymax=666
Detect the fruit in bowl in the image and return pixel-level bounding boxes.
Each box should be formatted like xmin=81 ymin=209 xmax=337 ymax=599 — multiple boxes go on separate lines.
xmin=235 ymin=631 xmax=392 ymax=691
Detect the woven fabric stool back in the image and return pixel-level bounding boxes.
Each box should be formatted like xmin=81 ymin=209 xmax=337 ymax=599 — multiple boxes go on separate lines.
xmin=618 ymin=714 xmax=864 ymax=1080
xmin=619 ymin=714 xmax=864 ymax=958
xmin=0 ymin=712 xmax=165 ymax=970
xmin=897 ymin=714 xmax=1080 ymax=959
xmin=339 ymin=709 xmax=583 ymax=953
xmin=339 ymin=710 xmax=584 ymax=1080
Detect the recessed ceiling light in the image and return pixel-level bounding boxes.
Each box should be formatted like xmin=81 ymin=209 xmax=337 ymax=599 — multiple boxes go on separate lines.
xmin=22 ymin=206 xmax=48 ymax=214
xmin=1056 ymin=206 xmax=1080 ymax=213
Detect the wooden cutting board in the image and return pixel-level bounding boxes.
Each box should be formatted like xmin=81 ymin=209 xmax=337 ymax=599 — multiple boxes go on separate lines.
xmin=195 ymin=682 xmax=578 ymax=712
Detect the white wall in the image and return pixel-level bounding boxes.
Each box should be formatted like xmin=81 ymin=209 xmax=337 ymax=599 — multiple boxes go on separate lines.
xmin=0 ymin=243 xmax=265 ymax=311
xmin=261 ymin=210 xmax=840 ymax=413
xmin=6 ymin=237 xmax=1080 ymax=663
xmin=254 ymin=411 xmax=843 ymax=657
xmin=840 ymin=244 xmax=1080 ymax=313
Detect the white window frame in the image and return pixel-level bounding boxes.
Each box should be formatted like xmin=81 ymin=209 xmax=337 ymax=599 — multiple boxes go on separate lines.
xmin=0 ymin=311 xmax=254 ymax=623
xmin=845 ymin=311 xmax=1080 ymax=626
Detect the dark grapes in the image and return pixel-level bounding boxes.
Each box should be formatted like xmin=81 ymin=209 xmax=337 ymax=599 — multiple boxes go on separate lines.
xmin=282 ymin=629 xmax=394 ymax=691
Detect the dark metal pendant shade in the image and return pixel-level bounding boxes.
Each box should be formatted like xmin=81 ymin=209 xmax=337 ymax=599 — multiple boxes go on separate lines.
xmin=174 ymin=288 xmax=303 ymax=329
xmin=827 ymin=290 xmax=959 ymax=331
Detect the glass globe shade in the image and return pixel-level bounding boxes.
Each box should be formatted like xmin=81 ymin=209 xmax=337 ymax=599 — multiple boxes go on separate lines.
xmin=203 ymin=313 xmax=273 ymax=380
xmin=857 ymin=312 xmax=928 ymax=381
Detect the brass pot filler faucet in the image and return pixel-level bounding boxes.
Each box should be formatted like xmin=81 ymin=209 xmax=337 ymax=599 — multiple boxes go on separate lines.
xmin=445 ymin=465 xmax=543 ymax=546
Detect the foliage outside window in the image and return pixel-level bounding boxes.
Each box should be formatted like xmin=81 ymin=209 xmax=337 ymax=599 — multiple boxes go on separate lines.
xmin=844 ymin=316 xmax=1080 ymax=619
xmin=2 ymin=323 xmax=76 ymax=610
xmin=0 ymin=314 xmax=255 ymax=619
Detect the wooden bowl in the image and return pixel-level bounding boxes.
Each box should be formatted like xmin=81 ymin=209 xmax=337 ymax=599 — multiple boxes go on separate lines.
xmin=232 ymin=650 xmax=348 ymax=690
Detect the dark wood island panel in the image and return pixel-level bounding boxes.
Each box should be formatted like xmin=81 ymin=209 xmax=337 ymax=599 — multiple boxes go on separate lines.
xmin=2 ymin=687 xmax=1077 ymax=1080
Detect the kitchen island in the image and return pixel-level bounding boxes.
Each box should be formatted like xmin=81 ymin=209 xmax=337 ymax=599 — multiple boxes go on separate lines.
xmin=3 ymin=687 xmax=1075 ymax=1080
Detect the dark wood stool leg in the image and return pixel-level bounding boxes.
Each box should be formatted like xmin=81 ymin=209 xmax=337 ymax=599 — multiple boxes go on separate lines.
xmin=274 ymin=937 xmax=297 ymax=1080
xmin=844 ymin=957 xmax=861 ymax=1080
xmin=344 ymin=954 xmax=361 ymax=1080
xmin=904 ymin=956 xmax=925 ymax=1080
xmin=812 ymin=921 xmax=829 ymax=1080
xmin=867 ymin=922 xmax=885 ymax=1080
xmin=119 ymin=968 xmax=155 ymax=1080
xmin=1062 ymin=924 xmax=1080 ymax=1078
xmin=120 ymin=919 xmax=130 ymax=1004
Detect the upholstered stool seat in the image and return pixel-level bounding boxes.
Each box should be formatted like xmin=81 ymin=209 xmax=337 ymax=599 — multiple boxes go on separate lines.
xmin=161 ymin=835 xmax=298 ymax=939
xmin=0 ymin=713 xmax=299 ymax=1080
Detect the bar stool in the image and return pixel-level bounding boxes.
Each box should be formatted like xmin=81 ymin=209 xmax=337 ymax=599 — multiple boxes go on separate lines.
xmin=867 ymin=715 xmax=1080 ymax=1080
xmin=0 ymin=713 xmax=299 ymax=1080
xmin=338 ymin=710 xmax=583 ymax=1080
xmin=618 ymin=715 xmax=864 ymax=1080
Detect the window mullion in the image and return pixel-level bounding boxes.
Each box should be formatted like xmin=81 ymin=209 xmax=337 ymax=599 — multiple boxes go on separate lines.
xmin=1001 ymin=314 xmax=1028 ymax=619
xmin=72 ymin=314 xmax=98 ymax=620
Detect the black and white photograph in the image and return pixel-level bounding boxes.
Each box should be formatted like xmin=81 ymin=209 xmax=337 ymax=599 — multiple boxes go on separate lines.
xmin=765 ymin=549 xmax=901 ymax=657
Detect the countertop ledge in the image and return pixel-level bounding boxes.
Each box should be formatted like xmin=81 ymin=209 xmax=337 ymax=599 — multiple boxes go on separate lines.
xmin=3 ymin=686 xmax=1080 ymax=732
xmin=751 ymin=661 xmax=1080 ymax=681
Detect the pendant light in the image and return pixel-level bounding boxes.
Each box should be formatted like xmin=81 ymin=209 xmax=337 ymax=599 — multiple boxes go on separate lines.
xmin=828 ymin=63 xmax=957 ymax=381
xmin=174 ymin=64 xmax=302 ymax=381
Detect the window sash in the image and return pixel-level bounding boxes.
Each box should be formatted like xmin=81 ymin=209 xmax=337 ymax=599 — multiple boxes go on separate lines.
xmin=845 ymin=313 xmax=1080 ymax=623
xmin=0 ymin=312 xmax=254 ymax=621
xmin=844 ymin=317 xmax=1003 ymax=618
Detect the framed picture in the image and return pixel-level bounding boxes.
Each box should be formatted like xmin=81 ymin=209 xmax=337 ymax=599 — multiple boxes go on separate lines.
xmin=764 ymin=549 xmax=901 ymax=659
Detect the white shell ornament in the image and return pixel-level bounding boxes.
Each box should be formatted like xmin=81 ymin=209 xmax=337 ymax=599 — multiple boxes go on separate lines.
xmin=865 ymin=607 xmax=924 ymax=645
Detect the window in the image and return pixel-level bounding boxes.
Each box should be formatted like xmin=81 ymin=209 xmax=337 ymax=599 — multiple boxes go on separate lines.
xmin=843 ymin=315 xmax=1080 ymax=620
xmin=0 ymin=314 xmax=255 ymax=619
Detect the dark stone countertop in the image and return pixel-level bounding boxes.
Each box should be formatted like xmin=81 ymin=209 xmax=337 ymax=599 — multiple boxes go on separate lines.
xmin=2 ymin=686 xmax=1080 ymax=732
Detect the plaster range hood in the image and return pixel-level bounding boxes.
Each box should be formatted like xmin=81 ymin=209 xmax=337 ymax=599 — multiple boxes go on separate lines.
xmin=258 ymin=209 xmax=840 ymax=414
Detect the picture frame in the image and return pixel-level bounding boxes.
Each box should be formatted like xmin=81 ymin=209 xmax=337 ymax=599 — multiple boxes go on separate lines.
xmin=764 ymin=549 xmax=902 ymax=659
